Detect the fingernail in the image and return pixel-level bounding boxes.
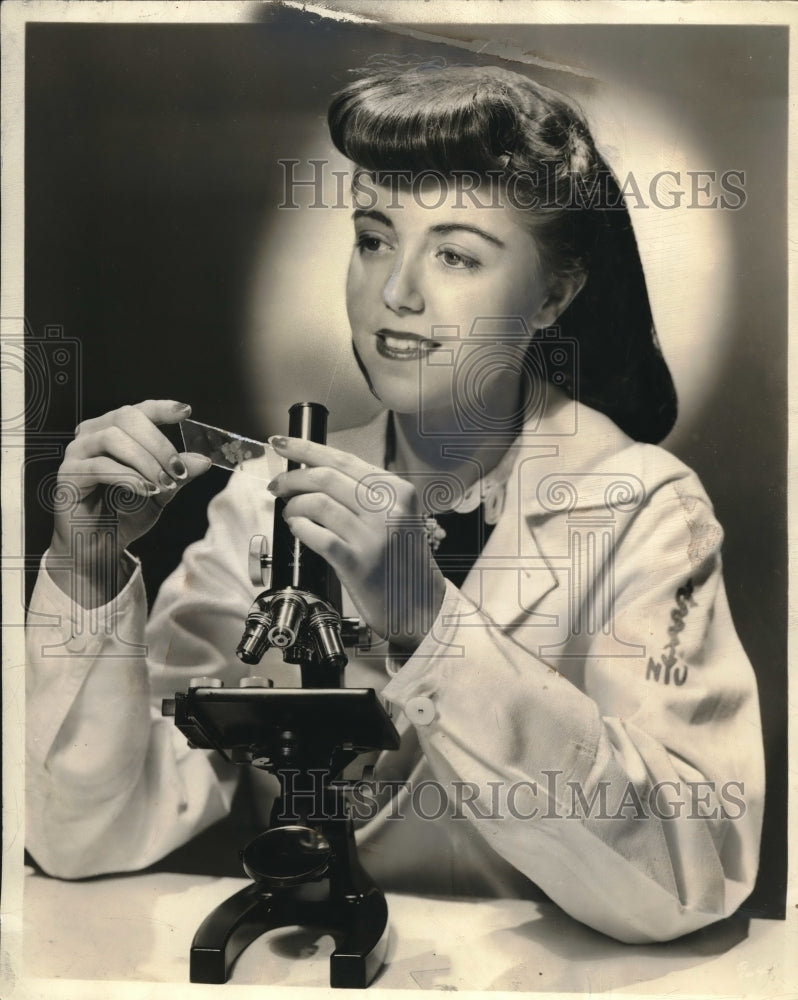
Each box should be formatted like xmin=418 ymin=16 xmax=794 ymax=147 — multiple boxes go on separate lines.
xmin=172 ymin=402 xmax=192 ymax=416
xmin=169 ymin=455 xmax=188 ymax=479
xmin=185 ymin=452 xmax=212 ymax=469
xmin=268 ymin=435 xmax=288 ymax=450
xmin=141 ymin=478 xmax=160 ymax=496
xmin=158 ymin=471 xmax=177 ymax=490
xmin=267 ymin=478 xmax=279 ymax=493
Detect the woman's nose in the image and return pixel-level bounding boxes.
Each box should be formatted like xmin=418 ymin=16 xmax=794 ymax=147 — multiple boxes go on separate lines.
xmin=382 ymin=256 xmax=424 ymax=313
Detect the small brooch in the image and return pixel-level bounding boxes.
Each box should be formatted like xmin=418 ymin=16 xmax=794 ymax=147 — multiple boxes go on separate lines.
xmin=424 ymin=515 xmax=447 ymax=553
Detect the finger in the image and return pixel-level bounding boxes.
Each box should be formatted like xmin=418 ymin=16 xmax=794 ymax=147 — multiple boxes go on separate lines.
xmin=282 ymin=492 xmax=359 ymax=542
xmin=283 ymin=515 xmax=353 ymax=577
xmin=81 ymin=455 xmax=209 ymax=509
xmin=58 ymin=458 xmax=161 ymax=500
xmin=182 ymin=453 xmax=213 ymax=480
xmin=76 ymin=400 xmax=191 ymax=438
xmin=78 ymin=406 xmax=189 ymax=485
xmin=273 ymin=463 xmax=419 ymax=523
xmin=68 ymin=425 xmax=181 ymax=493
xmin=270 ymin=465 xmax=359 ymax=509
xmin=138 ymin=452 xmax=212 ymax=506
xmin=115 ymin=405 xmax=192 ymax=479
xmin=134 ymin=399 xmax=193 ymax=426
xmin=269 ymin=435 xmax=381 ymax=479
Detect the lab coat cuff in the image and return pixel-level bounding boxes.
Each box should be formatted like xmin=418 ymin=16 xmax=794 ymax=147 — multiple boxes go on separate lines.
xmin=26 ymin=550 xmax=150 ymax=769
xmin=381 ymin=579 xmax=471 ymax=705
xmin=27 ymin=549 xmax=147 ymax=655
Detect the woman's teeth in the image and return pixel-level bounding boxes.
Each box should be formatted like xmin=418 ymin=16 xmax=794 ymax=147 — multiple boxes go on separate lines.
xmin=384 ymin=334 xmax=419 ymax=352
xmin=377 ymin=333 xmax=440 ymax=359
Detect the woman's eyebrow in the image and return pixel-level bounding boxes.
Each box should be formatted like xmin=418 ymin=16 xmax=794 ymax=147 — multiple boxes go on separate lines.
xmin=352 ymin=208 xmax=394 ymax=229
xmin=430 ymin=223 xmax=506 ymax=248
xmin=352 ymin=210 xmax=506 ymax=249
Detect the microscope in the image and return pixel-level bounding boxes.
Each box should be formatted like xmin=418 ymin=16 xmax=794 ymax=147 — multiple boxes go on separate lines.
xmin=162 ymin=403 xmax=399 ymax=989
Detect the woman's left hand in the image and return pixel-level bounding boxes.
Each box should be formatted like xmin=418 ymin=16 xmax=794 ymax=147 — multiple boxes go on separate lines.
xmin=268 ymin=436 xmax=446 ymax=652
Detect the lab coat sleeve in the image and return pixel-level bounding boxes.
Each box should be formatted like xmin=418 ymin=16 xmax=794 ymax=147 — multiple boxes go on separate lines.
xmin=380 ymin=477 xmax=764 ymax=943
xmin=25 ymin=463 xmax=276 ymax=878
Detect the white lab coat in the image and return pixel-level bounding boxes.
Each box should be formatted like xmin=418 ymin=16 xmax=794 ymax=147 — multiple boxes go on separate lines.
xmin=25 ymin=392 xmax=764 ymax=944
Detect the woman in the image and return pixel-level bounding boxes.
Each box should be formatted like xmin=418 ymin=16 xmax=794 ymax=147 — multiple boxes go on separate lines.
xmin=26 ymin=63 xmax=763 ymax=944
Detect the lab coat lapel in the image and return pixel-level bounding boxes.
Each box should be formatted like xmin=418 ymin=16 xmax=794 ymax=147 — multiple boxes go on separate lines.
xmin=459 ymin=455 xmax=561 ymax=636
xmin=462 ymin=408 xmax=649 ymax=645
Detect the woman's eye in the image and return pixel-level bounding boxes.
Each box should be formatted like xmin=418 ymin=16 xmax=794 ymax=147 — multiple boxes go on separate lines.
xmin=356 ymin=234 xmax=390 ymax=255
xmin=438 ymin=248 xmax=479 ymax=270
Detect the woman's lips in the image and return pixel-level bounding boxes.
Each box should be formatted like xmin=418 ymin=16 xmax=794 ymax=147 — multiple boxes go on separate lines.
xmin=375 ymin=329 xmax=441 ymax=361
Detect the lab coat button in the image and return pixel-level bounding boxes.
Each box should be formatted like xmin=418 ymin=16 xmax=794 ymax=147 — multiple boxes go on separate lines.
xmin=406 ymin=696 xmax=435 ymax=725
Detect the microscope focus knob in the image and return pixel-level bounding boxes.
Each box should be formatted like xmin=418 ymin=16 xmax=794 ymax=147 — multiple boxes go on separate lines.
xmin=248 ymin=534 xmax=272 ymax=587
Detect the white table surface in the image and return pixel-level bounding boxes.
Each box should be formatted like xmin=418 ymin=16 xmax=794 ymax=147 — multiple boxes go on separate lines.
xmin=20 ymin=868 xmax=795 ymax=994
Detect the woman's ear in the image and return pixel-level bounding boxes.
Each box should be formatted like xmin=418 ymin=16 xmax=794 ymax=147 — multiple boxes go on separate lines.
xmin=529 ymin=271 xmax=587 ymax=330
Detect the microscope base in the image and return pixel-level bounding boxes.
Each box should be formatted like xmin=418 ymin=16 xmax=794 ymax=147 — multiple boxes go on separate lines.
xmin=189 ymin=878 xmax=389 ymax=988
xmin=166 ymin=680 xmax=400 ymax=989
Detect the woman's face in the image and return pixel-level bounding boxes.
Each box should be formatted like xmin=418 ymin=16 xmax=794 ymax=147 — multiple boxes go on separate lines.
xmin=345 ymin=176 xmax=554 ymax=421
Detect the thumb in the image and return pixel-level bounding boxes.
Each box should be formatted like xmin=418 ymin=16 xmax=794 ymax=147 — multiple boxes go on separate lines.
xmin=181 ymin=452 xmax=214 ymax=481
xmin=152 ymin=452 xmax=212 ymax=510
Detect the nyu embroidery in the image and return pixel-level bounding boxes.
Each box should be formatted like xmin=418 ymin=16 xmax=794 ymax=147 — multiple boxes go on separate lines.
xmin=646 ymin=579 xmax=696 ymax=685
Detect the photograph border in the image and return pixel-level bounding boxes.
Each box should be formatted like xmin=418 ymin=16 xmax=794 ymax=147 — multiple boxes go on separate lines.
xmin=2 ymin=1 xmax=795 ymax=998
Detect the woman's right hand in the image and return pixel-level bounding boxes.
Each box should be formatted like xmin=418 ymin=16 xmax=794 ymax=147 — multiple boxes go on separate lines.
xmin=46 ymin=399 xmax=213 ymax=606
